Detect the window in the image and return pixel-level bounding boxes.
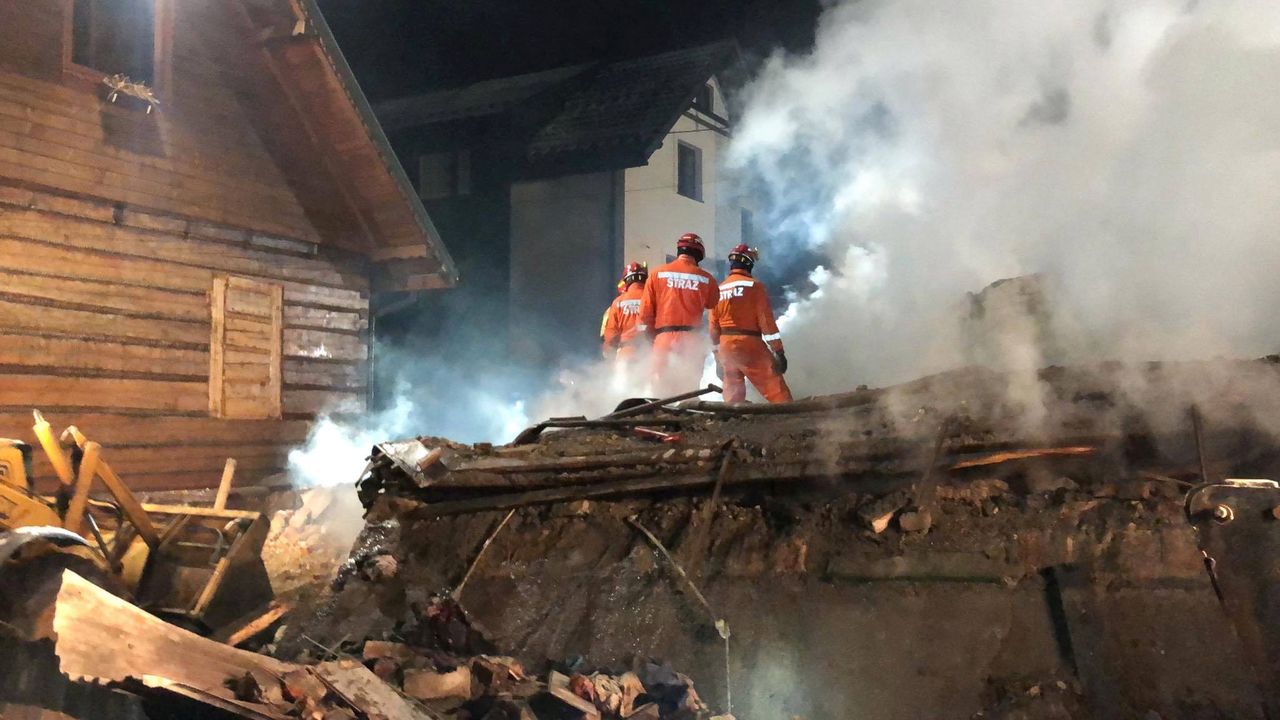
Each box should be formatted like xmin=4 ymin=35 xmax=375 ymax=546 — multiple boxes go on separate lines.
xmin=209 ymin=276 xmax=283 ymax=420
xmin=419 ymin=150 xmax=471 ymax=201
xmin=741 ymin=208 xmax=754 ymax=246
xmin=70 ymin=0 xmax=156 ymax=84
xmin=692 ymin=83 xmax=714 ymax=114
xmin=676 ymin=141 xmax=702 ymax=202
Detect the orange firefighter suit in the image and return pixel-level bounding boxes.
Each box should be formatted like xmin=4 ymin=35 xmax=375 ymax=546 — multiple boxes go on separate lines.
xmin=602 ymin=282 xmax=647 ymax=360
xmin=639 ymin=255 xmax=719 ymax=392
xmin=708 ymin=269 xmax=792 ymax=404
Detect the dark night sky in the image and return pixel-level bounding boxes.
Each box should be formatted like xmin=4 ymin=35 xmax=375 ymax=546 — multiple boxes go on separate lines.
xmin=317 ymin=0 xmax=823 ymax=101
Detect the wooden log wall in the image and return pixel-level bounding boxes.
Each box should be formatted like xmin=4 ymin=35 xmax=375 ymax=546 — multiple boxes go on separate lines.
xmin=0 ymin=184 xmax=370 ymax=491
xmin=0 ymin=0 xmax=324 ymax=244
xmin=0 ymin=1 xmax=408 ymax=491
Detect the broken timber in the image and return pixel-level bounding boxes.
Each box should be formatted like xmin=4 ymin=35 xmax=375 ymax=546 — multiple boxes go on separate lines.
xmin=398 ymin=442 xmax=1108 ymax=517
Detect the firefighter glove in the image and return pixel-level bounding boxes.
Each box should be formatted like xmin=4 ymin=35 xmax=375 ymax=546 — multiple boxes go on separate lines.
xmin=773 ymin=350 xmax=788 ymax=375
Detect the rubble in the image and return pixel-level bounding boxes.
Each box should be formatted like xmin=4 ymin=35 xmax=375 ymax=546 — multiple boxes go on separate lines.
xmin=288 ymin=359 xmax=1280 ymax=720
xmin=6 ymin=360 xmax=1280 ymax=718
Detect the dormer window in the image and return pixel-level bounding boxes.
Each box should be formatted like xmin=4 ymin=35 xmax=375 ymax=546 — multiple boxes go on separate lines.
xmin=692 ymin=83 xmax=714 ymax=114
xmin=70 ymin=0 xmax=156 ymax=84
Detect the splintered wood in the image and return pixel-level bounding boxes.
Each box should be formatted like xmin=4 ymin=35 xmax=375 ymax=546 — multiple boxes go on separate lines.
xmin=17 ymin=570 xmax=427 ymax=719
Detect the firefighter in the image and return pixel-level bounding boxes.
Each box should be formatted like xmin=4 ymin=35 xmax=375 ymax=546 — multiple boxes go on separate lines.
xmin=708 ymin=244 xmax=792 ymax=404
xmin=602 ymin=262 xmax=649 ymax=361
xmin=638 ymin=233 xmax=719 ymax=394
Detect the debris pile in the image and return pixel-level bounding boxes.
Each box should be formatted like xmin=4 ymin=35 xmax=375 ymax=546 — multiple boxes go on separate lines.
xmin=5 ymin=360 xmax=1280 ymax=719
xmin=264 ymin=486 xmax=368 ymax=596
xmin=337 ymin=595 xmax=717 ymax=719
xmin=290 ymin=360 xmax=1280 ymax=720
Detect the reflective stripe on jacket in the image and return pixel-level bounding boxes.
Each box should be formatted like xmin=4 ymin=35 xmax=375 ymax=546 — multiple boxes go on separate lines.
xmin=638 ymin=255 xmax=719 ymax=333
xmin=603 ymin=282 xmax=647 ymax=349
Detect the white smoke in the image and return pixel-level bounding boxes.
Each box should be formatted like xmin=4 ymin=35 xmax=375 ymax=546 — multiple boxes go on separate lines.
xmin=287 ymin=377 xmax=529 ymax=488
xmin=731 ymin=0 xmax=1280 ymax=395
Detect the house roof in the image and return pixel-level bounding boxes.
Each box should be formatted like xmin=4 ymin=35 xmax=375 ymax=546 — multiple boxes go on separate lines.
xmin=375 ymin=40 xmax=739 ymax=176
xmin=232 ymin=0 xmax=458 ymax=289
xmin=378 ymin=64 xmax=592 ymax=131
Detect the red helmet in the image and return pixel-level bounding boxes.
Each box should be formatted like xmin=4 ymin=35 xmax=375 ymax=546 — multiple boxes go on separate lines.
xmin=621 ymin=261 xmax=648 ymax=285
xmin=728 ymin=243 xmax=759 ymax=268
xmin=676 ymin=232 xmax=705 ymax=261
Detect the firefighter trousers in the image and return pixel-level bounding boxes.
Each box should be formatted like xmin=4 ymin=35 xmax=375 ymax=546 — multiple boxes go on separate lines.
xmin=718 ymin=335 xmax=792 ymax=404
xmin=650 ymin=330 xmax=708 ymax=397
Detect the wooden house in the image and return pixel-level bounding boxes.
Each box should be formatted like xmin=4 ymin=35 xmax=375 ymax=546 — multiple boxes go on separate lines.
xmin=0 ymin=0 xmax=456 ymax=490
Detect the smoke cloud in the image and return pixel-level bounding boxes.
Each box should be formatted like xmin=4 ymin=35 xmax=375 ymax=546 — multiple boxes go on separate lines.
xmin=295 ymin=0 xmax=1280 ymax=485
xmin=287 ymin=344 xmax=532 ymax=487
xmin=730 ymin=0 xmax=1280 ymax=396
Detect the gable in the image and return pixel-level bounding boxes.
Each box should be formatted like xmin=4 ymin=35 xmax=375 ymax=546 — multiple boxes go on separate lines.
xmin=0 ymin=0 xmax=456 ymax=289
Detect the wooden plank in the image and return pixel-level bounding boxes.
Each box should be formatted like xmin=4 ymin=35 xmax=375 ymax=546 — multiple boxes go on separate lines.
xmin=226 ymin=295 xmax=273 ymax=320
xmin=0 ymin=110 xmax=304 ymax=203
xmin=30 ymin=449 xmax=287 ymax=489
xmin=283 ymin=305 xmax=365 ymax=332
xmin=0 ymin=207 xmax=355 ymax=289
xmin=86 ymin=446 xmax=289 ymax=476
xmin=0 ymin=375 xmax=206 ymax=413
xmin=0 ymin=235 xmax=212 ymax=294
xmin=0 ymin=124 xmax=308 ymax=220
xmin=0 ymin=333 xmax=208 ymax=377
xmin=224 ymin=347 xmax=270 ymax=363
xmin=227 ymin=276 xmax=273 ymax=295
xmin=0 ymin=297 xmax=208 ymax=347
xmin=268 ymin=284 xmax=283 ymax=419
xmin=0 ymin=103 xmax=296 ymax=210
xmin=0 ymin=413 xmax=311 ymax=448
xmin=224 ymin=363 xmax=271 ymax=383
xmin=223 ymin=398 xmax=274 ymax=420
xmin=0 ymin=73 xmax=291 ymax=172
xmin=209 ymin=277 xmax=227 ymax=417
xmin=0 ymin=269 xmax=208 ymax=322
xmin=0 ymin=232 xmax=364 ymax=312
xmin=282 ymin=358 xmax=364 ymax=388
xmin=284 ymin=328 xmax=365 ymax=362
xmin=225 ymin=382 xmax=274 ymax=402
xmin=224 ymin=315 xmax=272 ymax=336
xmin=0 ymin=144 xmax=315 ymax=242
xmin=0 ymin=86 xmax=313 ymax=226
xmin=90 ymin=466 xmax=287 ymax=491
xmin=225 ymin=328 xmax=274 ymax=353
xmin=217 ymin=600 xmax=292 ymax=647
xmin=282 ymin=389 xmax=365 ymax=416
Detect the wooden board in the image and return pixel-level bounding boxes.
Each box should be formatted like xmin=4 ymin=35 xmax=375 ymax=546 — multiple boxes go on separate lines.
xmin=0 ymin=375 xmax=206 ymax=413
xmin=0 ymin=413 xmax=311 ymax=448
xmin=0 ymin=333 xmax=208 ymax=377
xmin=211 ymin=276 xmax=283 ymax=419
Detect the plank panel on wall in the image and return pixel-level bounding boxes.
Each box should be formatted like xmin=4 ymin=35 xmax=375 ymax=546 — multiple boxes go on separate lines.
xmin=210 ymin=276 xmax=283 ymax=419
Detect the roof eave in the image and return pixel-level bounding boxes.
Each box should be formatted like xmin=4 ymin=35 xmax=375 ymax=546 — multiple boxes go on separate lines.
xmin=295 ymin=0 xmax=459 ymax=287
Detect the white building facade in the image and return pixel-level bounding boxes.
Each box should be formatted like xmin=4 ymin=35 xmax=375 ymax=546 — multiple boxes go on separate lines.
xmin=622 ymin=77 xmax=747 ymax=275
